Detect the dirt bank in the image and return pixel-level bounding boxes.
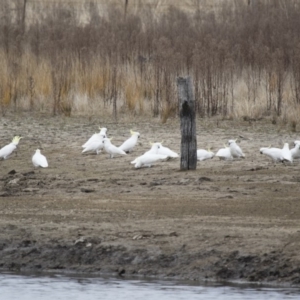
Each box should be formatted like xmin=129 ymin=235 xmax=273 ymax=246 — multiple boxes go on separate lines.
xmin=1 ymin=113 xmax=300 ymax=285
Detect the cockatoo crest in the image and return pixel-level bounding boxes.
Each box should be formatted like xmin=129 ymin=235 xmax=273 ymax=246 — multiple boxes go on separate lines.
xmin=12 ymin=136 xmax=22 ymax=144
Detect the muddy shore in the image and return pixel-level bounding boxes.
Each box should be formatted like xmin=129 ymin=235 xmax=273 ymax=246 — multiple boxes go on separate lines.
xmin=1 ymin=113 xmax=300 ymax=285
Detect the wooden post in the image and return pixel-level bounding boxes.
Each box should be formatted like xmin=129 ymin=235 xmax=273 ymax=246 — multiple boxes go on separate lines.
xmin=177 ymin=76 xmax=197 ymax=170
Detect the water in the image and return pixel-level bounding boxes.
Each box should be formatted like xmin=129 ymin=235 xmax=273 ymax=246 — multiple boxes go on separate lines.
xmin=1 ymin=272 xmax=300 ymax=300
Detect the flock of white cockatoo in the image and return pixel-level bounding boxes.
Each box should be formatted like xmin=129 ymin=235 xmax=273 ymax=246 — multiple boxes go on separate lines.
xmin=1 ymin=127 xmax=300 ymax=168
xmin=0 ymin=136 xmax=48 ymax=168
xmin=81 ymin=127 xmax=300 ymax=166
xmin=259 ymin=142 xmax=300 ymax=163
xmin=204 ymin=139 xmax=300 ymax=163
xmin=81 ymin=127 xmax=179 ymax=168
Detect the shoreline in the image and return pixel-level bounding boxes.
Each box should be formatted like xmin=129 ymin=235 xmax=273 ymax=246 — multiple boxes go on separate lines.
xmin=1 ymin=269 xmax=298 ymax=289
xmin=0 ymin=237 xmax=299 ymax=287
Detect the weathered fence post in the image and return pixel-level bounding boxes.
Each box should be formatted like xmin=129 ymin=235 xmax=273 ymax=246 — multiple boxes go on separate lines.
xmin=177 ymin=76 xmax=197 ymax=170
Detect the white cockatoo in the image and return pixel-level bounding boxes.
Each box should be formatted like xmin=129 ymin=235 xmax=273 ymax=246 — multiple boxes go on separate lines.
xmin=216 ymin=145 xmax=233 ymax=160
xmin=228 ymin=139 xmax=245 ymax=159
xmin=131 ymin=142 xmax=178 ymax=165
xmin=82 ymin=134 xmax=105 ymax=155
xmin=260 ymin=147 xmax=284 ymax=162
xmin=131 ymin=153 xmax=168 ymax=168
xmin=149 ymin=142 xmax=179 ymax=158
xmin=291 ymin=143 xmax=300 ymax=160
xmin=158 ymin=143 xmax=179 ymax=158
xmin=282 ymin=143 xmax=293 ymax=163
xmin=0 ymin=136 xmax=22 ymax=160
xmin=82 ymin=127 xmax=107 ymax=148
xmin=103 ymin=138 xmax=126 ymax=158
xmin=294 ymin=140 xmax=300 ymax=146
xmin=32 ymin=149 xmax=48 ymax=168
xmin=197 ymin=149 xmax=215 ymax=161
xmin=118 ymin=130 xmax=140 ymax=153
xmin=145 ymin=143 xmax=161 ymax=154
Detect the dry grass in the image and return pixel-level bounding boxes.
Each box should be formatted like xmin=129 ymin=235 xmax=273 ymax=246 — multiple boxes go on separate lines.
xmin=124 ymin=80 xmax=142 ymax=113
xmin=0 ymin=48 xmax=299 ymax=127
xmin=1 ymin=0 xmax=300 ymax=128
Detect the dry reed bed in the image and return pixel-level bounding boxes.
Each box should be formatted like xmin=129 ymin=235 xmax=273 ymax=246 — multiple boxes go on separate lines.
xmin=0 ymin=0 xmax=300 ymax=129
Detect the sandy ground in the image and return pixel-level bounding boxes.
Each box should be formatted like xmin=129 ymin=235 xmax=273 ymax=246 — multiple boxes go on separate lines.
xmin=1 ymin=112 xmax=300 ymax=285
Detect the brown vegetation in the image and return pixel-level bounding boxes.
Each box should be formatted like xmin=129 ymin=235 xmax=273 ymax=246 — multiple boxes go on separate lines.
xmin=1 ymin=0 xmax=300 ymax=127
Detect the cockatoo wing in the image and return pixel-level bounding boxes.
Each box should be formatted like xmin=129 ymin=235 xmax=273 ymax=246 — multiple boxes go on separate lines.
xmin=32 ymin=152 xmax=48 ymax=168
xmin=282 ymin=144 xmax=292 ymax=162
xmin=82 ymin=138 xmax=104 ymax=153
xmin=82 ymin=132 xmax=106 ymax=148
xmin=157 ymin=146 xmax=179 ymax=158
xmin=216 ymin=148 xmax=233 ymax=160
xmin=197 ymin=149 xmax=214 ymax=161
xmin=111 ymin=144 xmax=127 ymax=155
xmin=104 ymin=141 xmax=126 ymax=156
xmin=260 ymin=148 xmax=283 ymax=162
xmin=134 ymin=153 xmax=168 ymax=168
xmin=82 ymin=133 xmax=98 ymax=148
xmin=0 ymin=143 xmax=16 ymax=159
xmin=119 ymin=136 xmax=137 ymax=152
xmin=230 ymin=143 xmax=245 ymax=158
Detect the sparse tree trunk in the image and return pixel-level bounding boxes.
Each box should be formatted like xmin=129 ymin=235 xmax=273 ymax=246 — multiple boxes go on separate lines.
xmin=51 ymin=70 xmax=60 ymax=116
xmin=153 ymin=64 xmax=160 ymax=117
xmin=16 ymin=0 xmax=27 ymax=55
xmin=21 ymin=0 xmax=27 ymax=33
xmin=177 ymin=76 xmax=197 ymax=170
xmin=29 ymin=76 xmax=35 ymax=111
xmin=112 ymin=66 xmax=118 ymax=121
xmin=124 ymin=0 xmax=128 ymax=19
xmin=277 ymin=71 xmax=283 ymax=116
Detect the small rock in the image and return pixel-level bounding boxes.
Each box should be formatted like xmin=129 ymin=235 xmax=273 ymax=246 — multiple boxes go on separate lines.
xmin=80 ymin=188 xmax=95 ymax=193
xmin=8 ymin=170 xmax=16 ymax=175
xmin=86 ymin=243 xmax=92 ymax=248
xmin=118 ymin=268 xmax=125 ymax=276
xmin=20 ymin=240 xmax=33 ymax=247
xmin=198 ymin=177 xmax=212 ymax=182
xmin=0 ymin=192 xmax=9 ymax=197
xmin=23 ymin=171 xmax=35 ymax=176
xmin=149 ymin=181 xmax=161 ymax=187
xmin=86 ymin=178 xmax=99 ymax=182
xmin=169 ymin=231 xmax=178 ymax=237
